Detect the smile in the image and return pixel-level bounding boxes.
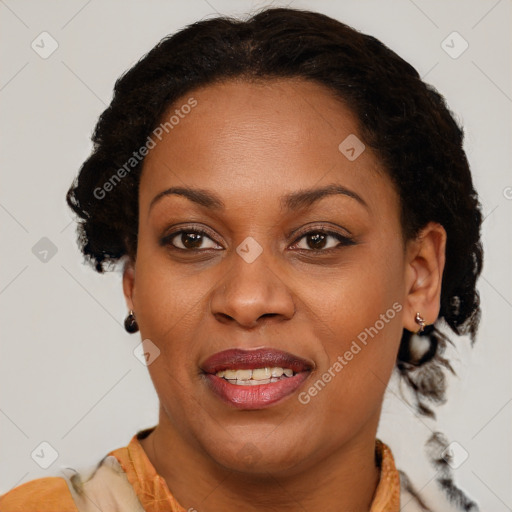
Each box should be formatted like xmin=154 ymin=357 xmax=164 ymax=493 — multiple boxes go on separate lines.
xmin=216 ymin=367 xmax=295 ymax=385
xmin=201 ymin=348 xmax=313 ymax=409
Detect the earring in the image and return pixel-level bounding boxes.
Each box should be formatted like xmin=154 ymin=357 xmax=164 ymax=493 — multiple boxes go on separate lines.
xmin=414 ymin=312 xmax=426 ymax=334
xmin=124 ymin=310 xmax=139 ymax=333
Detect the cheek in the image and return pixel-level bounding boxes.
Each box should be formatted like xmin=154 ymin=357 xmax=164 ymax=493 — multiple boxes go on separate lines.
xmin=132 ymin=237 xmax=208 ymax=333
xmin=296 ymin=320 xmax=403 ymax=448
xmin=130 ymin=251 xmax=210 ymax=412
xmin=130 ymin=247 xmax=218 ymax=389
xmin=299 ymin=239 xmax=405 ymax=416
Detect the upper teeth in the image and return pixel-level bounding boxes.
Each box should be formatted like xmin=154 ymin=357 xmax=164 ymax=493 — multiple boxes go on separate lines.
xmin=216 ymin=367 xmax=294 ymax=381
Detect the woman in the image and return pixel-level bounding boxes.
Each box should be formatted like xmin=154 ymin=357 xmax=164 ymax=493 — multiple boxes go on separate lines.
xmin=1 ymin=6 xmax=483 ymax=511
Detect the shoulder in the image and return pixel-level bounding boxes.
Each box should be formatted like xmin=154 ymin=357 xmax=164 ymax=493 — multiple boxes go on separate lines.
xmin=0 ymin=454 xmax=144 ymax=512
xmin=0 ymin=431 xmax=152 ymax=512
xmin=0 ymin=476 xmax=79 ymax=512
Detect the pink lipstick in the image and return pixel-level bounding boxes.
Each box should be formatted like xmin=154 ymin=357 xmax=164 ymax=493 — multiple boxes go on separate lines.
xmin=201 ymin=348 xmax=313 ymax=410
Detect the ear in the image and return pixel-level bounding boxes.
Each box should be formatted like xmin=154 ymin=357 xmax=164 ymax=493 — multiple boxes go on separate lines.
xmin=122 ymin=259 xmax=136 ymax=312
xmin=403 ymin=222 xmax=447 ymax=332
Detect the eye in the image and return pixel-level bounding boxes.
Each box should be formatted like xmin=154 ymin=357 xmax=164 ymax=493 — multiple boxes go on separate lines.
xmin=161 ymin=229 xmax=222 ymax=251
xmin=161 ymin=225 xmax=355 ymax=253
xmin=290 ymin=229 xmax=355 ymax=252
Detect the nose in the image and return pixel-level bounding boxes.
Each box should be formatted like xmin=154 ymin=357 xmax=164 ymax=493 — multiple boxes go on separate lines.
xmin=209 ymin=247 xmax=296 ymax=329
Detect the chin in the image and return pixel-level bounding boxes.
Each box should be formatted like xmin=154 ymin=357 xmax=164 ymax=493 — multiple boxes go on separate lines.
xmin=202 ymin=433 xmax=316 ymax=476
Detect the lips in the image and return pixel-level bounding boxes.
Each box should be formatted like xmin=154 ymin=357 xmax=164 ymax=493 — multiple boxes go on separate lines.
xmin=201 ymin=348 xmax=314 ymax=374
xmin=200 ymin=348 xmax=313 ymax=410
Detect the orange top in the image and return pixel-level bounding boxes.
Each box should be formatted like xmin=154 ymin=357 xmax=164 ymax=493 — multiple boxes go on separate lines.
xmin=0 ymin=429 xmax=401 ymax=511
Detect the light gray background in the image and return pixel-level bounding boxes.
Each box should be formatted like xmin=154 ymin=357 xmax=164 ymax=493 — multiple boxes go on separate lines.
xmin=1 ymin=0 xmax=511 ymax=509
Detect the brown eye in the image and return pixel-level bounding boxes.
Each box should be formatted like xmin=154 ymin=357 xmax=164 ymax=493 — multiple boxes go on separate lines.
xmin=162 ymin=229 xmax=221 ymax=251
xmin=305 ymin=233 xmax=328 ymax=250
xmin=179 ymin=232 xmax=205 ymax=249
xmin=293 ymin=230 xmax=354 ymax=251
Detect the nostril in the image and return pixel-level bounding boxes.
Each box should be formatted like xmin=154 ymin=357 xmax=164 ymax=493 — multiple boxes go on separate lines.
xmin=214 ymin=312 xmax=235 ymax=324
xmin=260 ymin=313 xmax=279 ymax=320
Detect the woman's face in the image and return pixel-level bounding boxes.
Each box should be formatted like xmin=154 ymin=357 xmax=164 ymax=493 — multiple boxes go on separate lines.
xmin=124 ymin=78 xmax=424 ymax=474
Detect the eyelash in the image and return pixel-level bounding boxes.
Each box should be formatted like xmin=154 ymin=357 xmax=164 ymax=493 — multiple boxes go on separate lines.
xmin=160 ymin=225 xmax=355 ymax=254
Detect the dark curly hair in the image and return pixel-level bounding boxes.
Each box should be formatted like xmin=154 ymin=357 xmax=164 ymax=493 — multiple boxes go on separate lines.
xmin=66 ymin=8 xmax=483 ymax=420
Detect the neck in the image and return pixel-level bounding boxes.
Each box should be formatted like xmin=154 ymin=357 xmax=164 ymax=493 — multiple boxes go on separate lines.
xmin=140 ymin=412 xmax=382 ymax=512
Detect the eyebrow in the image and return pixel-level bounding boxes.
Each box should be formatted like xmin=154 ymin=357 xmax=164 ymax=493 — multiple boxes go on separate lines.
xmin=148 ymin=183 xmax=368 ymax=213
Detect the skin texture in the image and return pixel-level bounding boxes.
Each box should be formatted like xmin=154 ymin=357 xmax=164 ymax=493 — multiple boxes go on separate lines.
xmin=123 ymin=78 xmax=446 ymax=511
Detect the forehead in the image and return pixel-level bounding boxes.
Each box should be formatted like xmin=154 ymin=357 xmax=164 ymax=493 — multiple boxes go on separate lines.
xmin=139 ymin=78 xmax=395 ymax=217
